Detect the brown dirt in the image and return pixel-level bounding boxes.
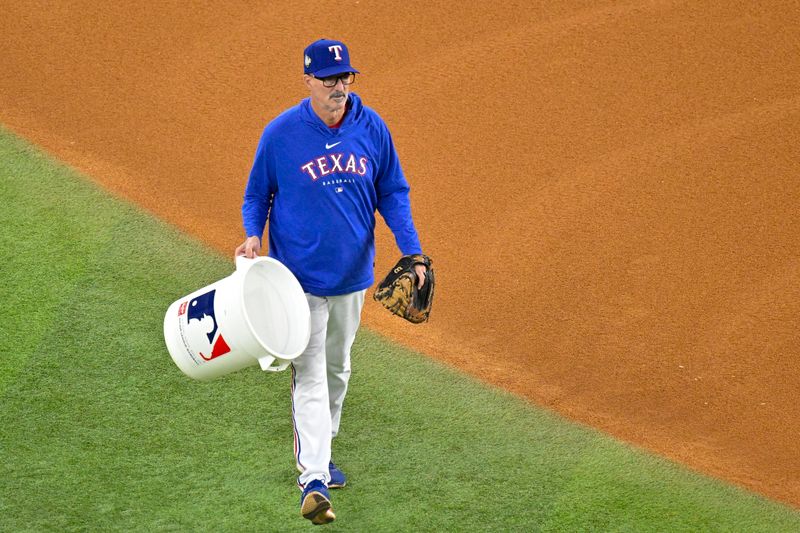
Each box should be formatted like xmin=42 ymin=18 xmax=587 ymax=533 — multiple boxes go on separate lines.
xmin=2 ymin=1 xmax=799 ymax=508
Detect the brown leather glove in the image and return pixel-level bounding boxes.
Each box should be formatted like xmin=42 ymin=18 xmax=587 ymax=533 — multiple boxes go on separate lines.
xmin=373 ymin=254 xmax=435 ymax=324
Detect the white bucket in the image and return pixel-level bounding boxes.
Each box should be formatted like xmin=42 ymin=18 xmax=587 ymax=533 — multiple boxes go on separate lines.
xmin=163 ymin=256 xmax=310 ymax=380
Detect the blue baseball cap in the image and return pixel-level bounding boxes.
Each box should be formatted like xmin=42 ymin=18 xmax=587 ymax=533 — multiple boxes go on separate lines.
xmin=303 ymin=39 xmax=360 ymax=78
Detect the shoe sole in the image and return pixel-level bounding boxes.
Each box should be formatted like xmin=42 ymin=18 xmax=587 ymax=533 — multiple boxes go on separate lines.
xmin=301 ymin=491 xmax=336 ymax=525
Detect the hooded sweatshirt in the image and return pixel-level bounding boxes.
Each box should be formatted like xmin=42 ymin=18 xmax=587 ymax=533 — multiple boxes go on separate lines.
xmin=242 ymin=92 xmax=422 ymax=296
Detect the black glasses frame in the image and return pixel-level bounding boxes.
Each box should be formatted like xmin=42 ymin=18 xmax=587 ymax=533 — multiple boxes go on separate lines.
xmin=314 ymin=72 xmax=356 ymax=87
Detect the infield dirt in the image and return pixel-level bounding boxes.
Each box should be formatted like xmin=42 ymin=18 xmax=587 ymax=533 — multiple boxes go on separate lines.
xmin=2 ymin=1 xmax=798 ymax=507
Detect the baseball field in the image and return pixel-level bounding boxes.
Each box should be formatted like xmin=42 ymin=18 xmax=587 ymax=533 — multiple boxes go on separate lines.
xmin=2 ymin=1 xmax=799 ymax=530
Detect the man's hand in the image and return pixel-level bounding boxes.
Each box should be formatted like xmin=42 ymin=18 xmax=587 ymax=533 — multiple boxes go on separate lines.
xmin=234 ymin=236 xmax=262 ymax=259
xmin=414 ymin=263 xmax=427 ymax=289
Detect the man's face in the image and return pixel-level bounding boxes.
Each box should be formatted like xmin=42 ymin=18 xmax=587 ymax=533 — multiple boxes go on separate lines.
xmin=304 ymin=73 xmax=353 ymax=114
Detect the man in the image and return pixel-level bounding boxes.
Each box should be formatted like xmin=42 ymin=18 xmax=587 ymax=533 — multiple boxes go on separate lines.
xmin=234 ymin=38 xmax=427 ymax=525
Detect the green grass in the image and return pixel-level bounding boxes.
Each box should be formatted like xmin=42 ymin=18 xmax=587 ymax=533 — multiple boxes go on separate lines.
xmin=1 ymin=126 xmax=799 ymax=532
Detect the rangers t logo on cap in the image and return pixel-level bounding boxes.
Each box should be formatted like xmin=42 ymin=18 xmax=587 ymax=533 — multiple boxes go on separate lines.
xmin=328 ymin=45 xmax=343 ymax=60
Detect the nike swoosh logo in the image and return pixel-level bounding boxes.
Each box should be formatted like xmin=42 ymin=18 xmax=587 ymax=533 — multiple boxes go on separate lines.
xmin=325 ymin=141 xmax=342 ymax=149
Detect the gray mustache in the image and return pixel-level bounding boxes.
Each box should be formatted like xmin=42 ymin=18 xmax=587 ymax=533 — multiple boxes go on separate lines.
xmin=331 ymin=92 xmax=345 ymax=98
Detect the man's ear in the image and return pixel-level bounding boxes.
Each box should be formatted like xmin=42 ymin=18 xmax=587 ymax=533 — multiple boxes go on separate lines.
xmin=303 ymin=74 xmax=313 ymax=89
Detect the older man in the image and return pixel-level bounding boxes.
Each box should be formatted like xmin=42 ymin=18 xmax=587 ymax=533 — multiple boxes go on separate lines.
xmin=235 ymin=38 xmax=427 ymax=524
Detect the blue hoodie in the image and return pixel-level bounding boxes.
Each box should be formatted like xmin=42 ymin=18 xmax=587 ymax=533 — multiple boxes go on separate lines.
xmin=242 ymin=92 xmax=422 ymax=296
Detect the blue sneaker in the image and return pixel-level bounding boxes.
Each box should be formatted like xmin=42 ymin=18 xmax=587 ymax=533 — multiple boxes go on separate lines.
xmin=300 ymin=479 xmax=335 ymax=525
xmin=328 ymin=461 xmax=347 ymax=489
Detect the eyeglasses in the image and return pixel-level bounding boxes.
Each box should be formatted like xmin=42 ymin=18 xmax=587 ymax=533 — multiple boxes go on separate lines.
xmin=314 ymin=72 xmax=356 ymax=87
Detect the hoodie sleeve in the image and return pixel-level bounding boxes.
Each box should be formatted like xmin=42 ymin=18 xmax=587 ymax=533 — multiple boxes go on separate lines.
xmin=242 ymin=128 xmax=276 ymax=240
xmin=374 ymin=122 xmax=423 ymax=256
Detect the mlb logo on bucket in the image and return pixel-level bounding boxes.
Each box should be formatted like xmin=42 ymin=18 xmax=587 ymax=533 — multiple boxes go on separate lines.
xmin=185 ymin=289 xmax=231 ymax=361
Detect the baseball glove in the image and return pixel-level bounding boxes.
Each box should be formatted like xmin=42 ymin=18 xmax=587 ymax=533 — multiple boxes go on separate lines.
xmin=373 ymin=254 xmax=435 ymax=324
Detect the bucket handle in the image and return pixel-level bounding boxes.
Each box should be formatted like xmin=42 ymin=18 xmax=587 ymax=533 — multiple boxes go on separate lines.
xmin=259 ymin=355 xmax=290 ymax=373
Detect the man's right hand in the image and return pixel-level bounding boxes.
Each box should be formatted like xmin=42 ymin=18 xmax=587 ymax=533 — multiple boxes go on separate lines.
xmin=234 ymin=235 xmax=262 ymax=259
